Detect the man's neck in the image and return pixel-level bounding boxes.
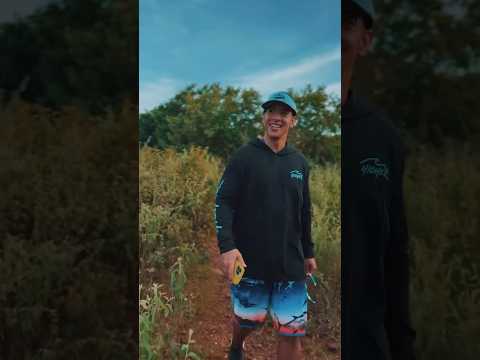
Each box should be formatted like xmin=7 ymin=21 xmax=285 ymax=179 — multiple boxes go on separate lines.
xmin=262 ymin=135 xmax=287 ymax=153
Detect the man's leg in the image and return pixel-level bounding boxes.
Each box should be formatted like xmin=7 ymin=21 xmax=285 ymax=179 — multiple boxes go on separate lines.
xmin=230 ymin=315 xmax=255 ymax=350
xmin=229 ymin=277 xmax=268 ymax=355
xmin=277 ymin=336 xmax=303 ymax=360
xmin=270 ymin=280 xmax=308 ymax=360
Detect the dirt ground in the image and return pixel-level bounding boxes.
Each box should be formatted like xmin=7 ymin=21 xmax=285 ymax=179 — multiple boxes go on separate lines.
xmin=176 ymin=239 xmax=341 ymax=360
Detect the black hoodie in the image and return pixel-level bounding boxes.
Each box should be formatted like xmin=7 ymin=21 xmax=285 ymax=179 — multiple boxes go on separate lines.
xmin=342 ymin=91 xmax=416 ymax=360
xmin=215 ymin=138 xmax=314 ymax=282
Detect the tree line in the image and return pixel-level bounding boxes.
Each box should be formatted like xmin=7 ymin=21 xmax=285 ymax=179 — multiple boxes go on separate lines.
xmin=140 ymin=84 xmax=341 ymax=165
xmin=0 ymin=0 xmax=137 ymax=112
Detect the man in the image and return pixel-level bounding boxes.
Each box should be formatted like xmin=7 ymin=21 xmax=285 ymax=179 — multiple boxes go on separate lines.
xmin=342 ymin=1 xmax=416 ymax=359
xmin=215 ymin=91 xmax=318 ymax=360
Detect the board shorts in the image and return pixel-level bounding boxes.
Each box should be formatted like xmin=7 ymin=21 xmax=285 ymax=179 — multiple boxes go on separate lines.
xmin=230 ymin=277 xmax=308 ymax=336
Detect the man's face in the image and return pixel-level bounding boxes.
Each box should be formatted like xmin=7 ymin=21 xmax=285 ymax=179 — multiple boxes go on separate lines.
xmin=342 ymin=2 xmax=373 ymax=97
xmin=262 ymin=102 xmax=296 ymax=140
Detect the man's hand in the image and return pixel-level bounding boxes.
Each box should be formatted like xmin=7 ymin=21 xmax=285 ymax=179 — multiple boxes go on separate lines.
xmin=220 ymin=248 xmax=247 ymax=282
xmin=304 ymin=257 xmax=317 ymax=276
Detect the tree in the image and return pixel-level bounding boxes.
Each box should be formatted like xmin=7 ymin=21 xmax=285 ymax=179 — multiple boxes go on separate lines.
xmin=0 ymin=0 xmax=137 ymax=112
xmin=140 ymin=84 xmax=340 ymax=164
xmin=140 ymin=84 xmax=261 ymax=159
xmin=290 ymin=85 xmax=341 ymax=164
xmin=354 ymin=0 xmax=480 ymax=145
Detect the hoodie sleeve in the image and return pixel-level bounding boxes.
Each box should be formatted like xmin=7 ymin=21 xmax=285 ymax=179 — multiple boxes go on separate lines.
xmin=301 ymin=164 xmax=314 ymax=259
xmin=214 ymin=156 xmax=243 ymax=254
xmin=385 ymin=139 xmax=416 ymax=360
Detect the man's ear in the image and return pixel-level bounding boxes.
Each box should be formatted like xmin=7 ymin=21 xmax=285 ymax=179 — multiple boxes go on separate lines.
xmin=359 ymin=29 xmax=373 ymax=56
xmin=291 ymin=116 xmax=297 ymax=128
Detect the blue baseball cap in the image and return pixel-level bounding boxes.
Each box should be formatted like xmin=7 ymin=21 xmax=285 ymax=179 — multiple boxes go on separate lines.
xmin=352 ymin=0 xmax=375 ymax=21
xmin=261 ymin=91 xmax=297 ymax=115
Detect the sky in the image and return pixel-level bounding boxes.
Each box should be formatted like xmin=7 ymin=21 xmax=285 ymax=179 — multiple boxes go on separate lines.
xmin=140 ymin=0 xmax=340 ymax=113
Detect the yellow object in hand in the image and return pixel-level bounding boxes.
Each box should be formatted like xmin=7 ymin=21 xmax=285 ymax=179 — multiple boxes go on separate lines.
xmin=232 ymin=257 xmax=245 ymax=285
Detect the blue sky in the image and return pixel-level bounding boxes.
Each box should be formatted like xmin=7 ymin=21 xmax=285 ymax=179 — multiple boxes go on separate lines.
xmin=140 ymin=0 xmax=340 ymax=113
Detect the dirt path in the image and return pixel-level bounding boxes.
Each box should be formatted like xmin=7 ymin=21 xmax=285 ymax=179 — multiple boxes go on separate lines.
xmin=183 ymin=239 xmax=341 ymax=360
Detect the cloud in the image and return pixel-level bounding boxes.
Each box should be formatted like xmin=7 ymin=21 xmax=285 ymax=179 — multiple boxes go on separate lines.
xmin=325 ymin=82 xmax=341 ymax=98
xmin=139 ymin=78 xmax=184 ymax=113
xmin=234 ymin=47 xmax=340 ymax=96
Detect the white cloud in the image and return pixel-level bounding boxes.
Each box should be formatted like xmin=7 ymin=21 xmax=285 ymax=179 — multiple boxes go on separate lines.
xmin=325 ymin=82 xmax=341 ymax=98
xmin=139 ymin=78 xmax=184 ymax=113
xmin=234 ymin=47 xmax=340 ymax=97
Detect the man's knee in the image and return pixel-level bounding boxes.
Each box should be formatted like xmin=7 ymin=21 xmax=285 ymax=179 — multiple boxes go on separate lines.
xmin=278 ymin=335 xmax=302 ymax=348
xmin=279 ymin=335 xmax=302 ymax=343
xmin=277 ymin=336 xmax=303 ymax=360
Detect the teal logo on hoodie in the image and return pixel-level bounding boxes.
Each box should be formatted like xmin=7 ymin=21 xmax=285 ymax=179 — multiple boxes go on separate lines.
xmin=290 ymin=170 xmax=303 ymax=181
xmin=360 ymin=158 xmax=389 ymax=180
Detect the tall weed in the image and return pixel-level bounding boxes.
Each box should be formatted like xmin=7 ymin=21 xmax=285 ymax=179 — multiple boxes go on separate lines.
xmin=139 ymin=146 xmax=221 ymax=359
xmin=0 ymin=99 xmax=138 ymax=358
xmin=309 ymin=164 xmax=341 ymax=335
xmin=405 ymin=142 xmax=480 ymax=359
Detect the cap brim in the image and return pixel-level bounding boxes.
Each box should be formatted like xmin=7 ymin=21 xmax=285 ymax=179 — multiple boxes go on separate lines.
xmin=261 ymin=100 xmax=296 ymax=115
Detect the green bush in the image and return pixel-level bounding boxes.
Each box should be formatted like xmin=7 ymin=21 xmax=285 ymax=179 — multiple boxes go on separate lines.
xmin=0 ymin=99 xmax=138 ymax=359
xmin=405 ymin=142 xmax=480 ymax=359
xmin=139 ymin=146 xmax=221 ymax=270
xmin=139 ymin=84 xmax=340 ymax=164
xmin=309 ymin=164 xmax=341 ymax=335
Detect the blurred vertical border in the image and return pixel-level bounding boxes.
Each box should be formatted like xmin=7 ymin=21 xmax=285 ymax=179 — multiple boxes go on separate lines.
xmin=352 ymin=0 xmax=480 ymax=358
xmin=0 ymin=0 xmax=139 ymax=358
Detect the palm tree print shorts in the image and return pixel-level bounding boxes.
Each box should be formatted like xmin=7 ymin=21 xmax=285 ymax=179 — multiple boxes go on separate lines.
xmin=230 ymin=277 xmax=307 ymax=336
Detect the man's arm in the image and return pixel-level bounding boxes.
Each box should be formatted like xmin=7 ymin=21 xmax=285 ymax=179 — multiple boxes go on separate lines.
xmin=385 ymin=142 xmax=416 ymax=360
xmin=215 ymin=156 xmax=242 ymax=254
xmin=215 ymin=156 xmax=247 ymax=281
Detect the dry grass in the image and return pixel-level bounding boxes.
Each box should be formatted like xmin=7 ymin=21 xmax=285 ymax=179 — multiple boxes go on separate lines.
xmin=0 ymin=98 xmax=138 ymax=358
xmin=139 ymin=146 xmax=221 ymax=359
xmin=309 ymin=164 xmax=341 ymax=338
xmin=405 ymin=142 xmax=480 ymax=359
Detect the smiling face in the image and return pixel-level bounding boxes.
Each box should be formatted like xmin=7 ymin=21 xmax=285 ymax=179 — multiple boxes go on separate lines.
xmin=262 ymin=102 xmax=296 ymax=141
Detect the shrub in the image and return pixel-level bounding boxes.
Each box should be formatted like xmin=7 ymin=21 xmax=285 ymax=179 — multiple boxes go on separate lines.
xmin=309 ymin=164 xmax=341 ymax=335
xmin=405 ymin=142 xmax=480 ymax=359
xmin=0 ymin=99 xmax=138 ymax=358
xmin=139 ymin=146 xmax=221 ymax=271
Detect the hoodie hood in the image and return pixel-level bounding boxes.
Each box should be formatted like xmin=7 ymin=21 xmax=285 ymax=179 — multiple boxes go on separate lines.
xmin=249 ymin=137 xmax=298 ymax=156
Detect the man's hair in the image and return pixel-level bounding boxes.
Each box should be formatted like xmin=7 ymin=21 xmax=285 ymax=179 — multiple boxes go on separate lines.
xmin=343 ymin=0 xmax=373 ymax=30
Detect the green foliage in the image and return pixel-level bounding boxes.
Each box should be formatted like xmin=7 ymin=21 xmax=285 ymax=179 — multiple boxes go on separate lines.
xmin=309 ymin=164 xmax=341 ymax=336
xmin=139 ymin=84 xmax=340 ymax=164
xmin=139 ymin=281 xmax=202 ymax=360
xmin=0 ymin=98 xmax=138 ymax=359
xmin=139 ymin=283 xmax=171 ymax=360
xmin=0 ymin=0 xmax=137 ymax=111
xmin=140 ymin=84 xmax=262 ymax=159
xmin=139 ymin=147 xmax=221 ymax=360
xmin=405 ymin=142 xmax=480 ymax=359
xmin=170 ymin=257 xmax=188 ymax=306
xmin=355 ymin=0 xmax=480 ymax=144
xmin=289 ymin=85 xmax=341 ymax=164
xmin=179 ymin=329 xmax=202 ymax=360
xmin=139 ymin=146 xmax=221 ymax=270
